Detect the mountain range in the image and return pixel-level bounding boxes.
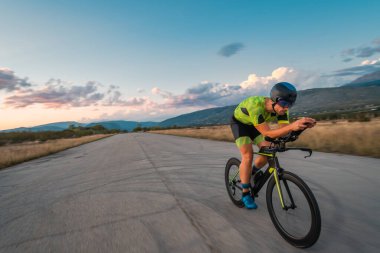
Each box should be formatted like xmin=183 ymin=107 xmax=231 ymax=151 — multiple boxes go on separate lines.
xmin=346 ymin=70 xmax=380 ymax=86
xmin=2 ymin=72 xmax=380 ymax=132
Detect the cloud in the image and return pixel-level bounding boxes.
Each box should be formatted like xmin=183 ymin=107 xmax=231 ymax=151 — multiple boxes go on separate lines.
xmin=180 ymin=82 xmax=242 ymax=106
xmin=51 ymin=64 xmax=354 ymax=124
xmin=343 ymin=58 xmax=353 ymax=62
xmin=2 ymin=71 xmax=150 ymax=109
xmin=240 ymin=67 xmax=298 ymax=90
xmin=106 ymin=85 xmax=119 ymax=94
xmin=103 ymin=88 xmax=150 ymax=107
xmin=331 ymin=59 xmax=380 ymax=77
xmin=119 ymin=97 xmax=148 ymax=106
xmin=341 ymin=38 xmax=380 ymax=61
xmin=360 ymin=58 xmax=380 ymax=65
xmin=218 ymin=43 xmax=245 ymax=57
xmin=237 ymin=66 xmax=343 ymax=92
xmin=151 ymin=81 xmax=243 ymax=108
xmin=4 ymin=80 xmax=105 ymax=108
xmin=2 ymin=65 xmax=351 ymax=123
xmin=0 ymin=67 xmax=32 ymax=92
xmin=149 ymin=67 xmax=317 ymax=109
xmin=151 ymin=87 xmax=173 ymax=98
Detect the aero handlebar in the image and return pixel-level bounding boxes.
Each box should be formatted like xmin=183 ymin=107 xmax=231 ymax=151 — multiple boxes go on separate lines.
xmin=263 ymin=126 xmax=312 ymax=158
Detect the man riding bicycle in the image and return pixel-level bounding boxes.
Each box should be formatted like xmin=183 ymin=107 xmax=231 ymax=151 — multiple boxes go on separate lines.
xmin=230 ymin=82 xmax=316 ymax=209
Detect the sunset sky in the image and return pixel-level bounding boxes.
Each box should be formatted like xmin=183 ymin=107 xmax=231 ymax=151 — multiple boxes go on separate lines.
xmin=1 ymin=0 xmax=380 ymax=130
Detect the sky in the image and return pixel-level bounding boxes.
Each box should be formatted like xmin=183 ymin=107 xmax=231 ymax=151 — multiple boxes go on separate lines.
xmin=1 ymin=0 xmax=380 ymax=130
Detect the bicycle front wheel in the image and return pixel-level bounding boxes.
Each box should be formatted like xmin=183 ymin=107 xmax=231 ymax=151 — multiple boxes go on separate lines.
xmin=266 ymin=171 xmax=321 ymax=248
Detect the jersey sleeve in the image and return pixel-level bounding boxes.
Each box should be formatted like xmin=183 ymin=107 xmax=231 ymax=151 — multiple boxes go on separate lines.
xmin=251 ymin=107 xmax=266 ymax=126
xmin=277 ymin=111 xmax=290 ymax=124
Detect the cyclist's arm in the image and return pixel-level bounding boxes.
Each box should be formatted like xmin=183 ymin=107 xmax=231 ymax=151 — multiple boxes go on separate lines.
xmin=255 ymin=117 xmax=316 ymax=138
xmin=255 ymin=122 xmax=293 ymax=139
xmin=278 ymin=123 xmax=289 ymax=128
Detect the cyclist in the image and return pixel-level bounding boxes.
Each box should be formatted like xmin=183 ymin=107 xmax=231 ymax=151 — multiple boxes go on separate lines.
xmin=230 ymin=82 xmax=316 ymax=209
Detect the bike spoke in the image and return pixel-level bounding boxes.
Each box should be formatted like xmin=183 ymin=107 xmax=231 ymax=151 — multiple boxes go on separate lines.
xmin=229 ymin=170 xmax=240 ymax=184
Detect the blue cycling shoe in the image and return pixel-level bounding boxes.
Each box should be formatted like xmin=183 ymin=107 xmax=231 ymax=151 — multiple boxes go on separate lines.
xmin=242 ymin=194 xmax=257 ymax=209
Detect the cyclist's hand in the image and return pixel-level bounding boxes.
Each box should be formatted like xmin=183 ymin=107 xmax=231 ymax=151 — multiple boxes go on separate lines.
xmin=304 ymin=117 xmax=317 ymax=128
xmin=301 ymin=117 xmax=317 ymax=128
xmin=291 ymin=121 xmax=307 ymax=131
xmin=291 ymin=117 xmax=316 ymax=131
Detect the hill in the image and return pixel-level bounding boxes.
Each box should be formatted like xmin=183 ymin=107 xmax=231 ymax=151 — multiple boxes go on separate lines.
xmin=159 ymin=106 xmax=235 ymax=127
xmin=86 ymin=121 xmax=158 ymax=131
xmin=342 ymin=70 xmax=380 ymax=87
xmin=1 ymin=121 xmax=83 ymax=133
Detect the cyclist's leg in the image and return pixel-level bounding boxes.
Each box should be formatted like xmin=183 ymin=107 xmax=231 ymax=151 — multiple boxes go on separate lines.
xmin=253 ymin=137 xmax=271 ymax=169
xmin=230 ymin=116 xmax=256 ymax=192
xmin=238 ymin=142 xmax=258 ymax=209
xmin=239 ymin=141 xmax=258 ymax=209
xmin=238 ymin=142 xmax=253 ymax=193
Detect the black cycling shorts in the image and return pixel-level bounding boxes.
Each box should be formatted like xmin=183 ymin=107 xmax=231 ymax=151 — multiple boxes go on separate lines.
xmin=230 ymin=116 xmax=264 ymax=147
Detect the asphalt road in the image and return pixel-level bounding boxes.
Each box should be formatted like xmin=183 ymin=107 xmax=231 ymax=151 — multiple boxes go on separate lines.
xmin=0 ymin=133 xmax=379 ymax=253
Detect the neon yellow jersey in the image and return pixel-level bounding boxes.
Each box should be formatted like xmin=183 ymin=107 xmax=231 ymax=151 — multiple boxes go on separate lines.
xmin=233 ymin=96 xmax=289 ymax=126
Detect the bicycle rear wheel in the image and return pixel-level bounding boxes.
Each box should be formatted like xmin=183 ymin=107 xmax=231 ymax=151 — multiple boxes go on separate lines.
xmin=266 ymin=171 xmax=321 ymax=248
xmin=225 ymin=158 xmax=244 ymax=207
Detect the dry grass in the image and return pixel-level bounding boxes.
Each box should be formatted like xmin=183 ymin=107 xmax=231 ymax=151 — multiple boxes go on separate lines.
xmin=152 ymin=125 xmax=233 ymax=142
xmin=151 ymin=119 xmax=380 ymax=158
xmin=289 ymin=120 xmax=380 ymax=157
xmin=0 ymin=134 xmax=113 ymax=170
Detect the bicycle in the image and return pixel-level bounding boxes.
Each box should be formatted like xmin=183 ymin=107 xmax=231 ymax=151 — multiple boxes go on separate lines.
xmin=225 ymin=129 xmax=321 ymax=248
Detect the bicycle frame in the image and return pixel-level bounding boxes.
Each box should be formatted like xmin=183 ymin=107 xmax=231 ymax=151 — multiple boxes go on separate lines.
xmin=227 ymin=151 xmax=279 ymax=197
xmin=252 ymin=145 xmax=312 ymax=210
xmin=251 ymin=151 xmax=290 ymax=209
xmin=227 ymin=150 xmax=288 ymax=207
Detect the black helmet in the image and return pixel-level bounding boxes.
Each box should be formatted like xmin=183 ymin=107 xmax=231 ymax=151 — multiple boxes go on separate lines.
xmin=270 ymin=82 xmax=297 ymax=107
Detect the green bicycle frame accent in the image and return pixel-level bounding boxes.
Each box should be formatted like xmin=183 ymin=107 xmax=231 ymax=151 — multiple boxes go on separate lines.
xmin=253 ymin=151 xmax=286 ymax=209
xmin=271 ymin=167 xmax=285 ymax=209
xmin=228 ymin=150 xmax=287 ymax=209
xmin=256 ymin=152 xmax=274 ymax=157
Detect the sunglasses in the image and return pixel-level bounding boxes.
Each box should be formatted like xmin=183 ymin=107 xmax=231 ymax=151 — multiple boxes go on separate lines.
xmin=277 ymin=99 xmax=293 ymax=108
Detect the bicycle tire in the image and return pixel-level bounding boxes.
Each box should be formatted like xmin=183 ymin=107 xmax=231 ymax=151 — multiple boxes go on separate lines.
xmin=225 ymin=158 xmax=244 ymax=208
xmin=266 ymin=171 xmax=321 ymax=248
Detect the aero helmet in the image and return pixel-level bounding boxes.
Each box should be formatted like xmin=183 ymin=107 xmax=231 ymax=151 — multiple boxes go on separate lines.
xmin=270 ymin=82 xmax=297 ymax=107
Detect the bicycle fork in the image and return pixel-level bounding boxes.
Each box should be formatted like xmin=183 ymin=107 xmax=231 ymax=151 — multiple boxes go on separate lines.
xmin=269 ymin=158 xmax=297 ymax=211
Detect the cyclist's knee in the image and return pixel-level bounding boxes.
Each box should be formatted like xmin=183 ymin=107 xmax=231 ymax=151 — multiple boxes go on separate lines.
xmin=258 ymin=140 xmax=271 ymax=148
xmin=255 ymin=156 xmax=267 ymax=168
